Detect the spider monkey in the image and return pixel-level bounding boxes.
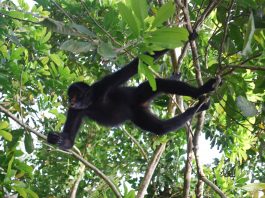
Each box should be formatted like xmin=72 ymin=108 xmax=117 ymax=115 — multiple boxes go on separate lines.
xmin=47 ymin=49 xmax=219 ymax=149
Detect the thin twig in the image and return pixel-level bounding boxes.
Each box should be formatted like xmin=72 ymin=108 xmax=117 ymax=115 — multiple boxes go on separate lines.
xmin=121 ymin=127 xmax=148 ymax=161
xmin=70 ymin=164 xmax=86 ymax=198
xmin=221 ymin=63 xmax=265 ymax=77
xmin=219 ymin=52 xmax=262 ymax=76
xmin=69 ymin=150 xmax=122 ymax=198
xmin=176 ymin=0 xmax=227 ymax=197
xmin=51 ymin=0 xmax=73 ymax=22
xmin=193 ymin=0 xmax=223 ymax=30
xmin=80 ymin=1 xmax=120 ymax=47
xmin=226 ymin=64 xmax=265 ymax=71
xmin=217 ymin=0 xmax=235 ymax=72
xmin=175 ymin=0 xmax=203 ymax=85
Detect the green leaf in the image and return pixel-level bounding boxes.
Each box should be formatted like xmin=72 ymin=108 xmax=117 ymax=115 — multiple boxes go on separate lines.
xmin=152 ymin=1 xmax=175 ymax=28
xmin=50 ymin=54 xmax=64 ymax=66
xmin=124 ymin=190 xmax=136 ymax=198
xmin=129 ymin=0 xmax=148 ymax=29
xmin=40 ymin=56 xmax=49 ymax=65
xmin=97 ymin=42 xmax=117 ymax=59
xmin=236 ymin=96 xmax=258 ymax=117
xmin=13 ymin=187 xmax=27 ymax=198
xmin=0 ymin=73 xmax=9 ymax=85
xmin=139 ymin=54 xmax=154 ymax=66
xmin=0 ymin=121 xmax=9 ymax=129
xmin=26 ymin=188 xmax=39 ymax=198
xmin=7 ymin=156 xmax=14 ymax=178
xmin=242 ymin=183 xmax=265 ymax=192
xmin=8 ymin=11 xmax=25 ymax=20
xmin=41 ymin=31 xmax=51 ymax=43
xmin=24 ymin=133 xmax=34 ymax=154
xmin=118 ymin=2 xmax=140 ymax=37
xmin=60 ymin=40 xmax=95 ymax=54
xmin=242 ymin=12 xmax=255 ymax=55
xmin=0 ymin=130 xmax=12 ymax=141
xmin=145 ymin=27 xmax=188 ymax=49
xmin=70 ymin=23 xmax=96 ymax=37
xmin=42 ymin=18 xmax=90 ymax=37
xmin=139 ymin=61 xmax=156 ymax=91
xmin=18 ymin=0 xmax=30 ymax=10
xmin=16 ymin=161 xmax=33 ymax=175
xmin=14 ymin=180 xmax=27 ymax=188
xmin=0 ymin=45 xmax=8 ymax=58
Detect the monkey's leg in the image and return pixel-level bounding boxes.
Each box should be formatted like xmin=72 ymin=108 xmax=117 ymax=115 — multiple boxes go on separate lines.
xmin=135 ymin=78 xmax=218 ymax=104
xmin=132 ymin=99 xmax=209 ymax=135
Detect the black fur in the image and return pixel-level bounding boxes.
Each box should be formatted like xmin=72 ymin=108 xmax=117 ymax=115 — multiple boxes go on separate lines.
xmin=47 ymin=50 xmax=219 ymax=149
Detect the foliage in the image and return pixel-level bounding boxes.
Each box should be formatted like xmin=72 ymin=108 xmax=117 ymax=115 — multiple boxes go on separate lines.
xmin=0 ymin=0 xmax=264 ymax=197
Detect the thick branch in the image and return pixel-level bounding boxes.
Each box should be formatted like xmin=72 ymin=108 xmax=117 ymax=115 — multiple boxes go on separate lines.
xmin=200 ymin=176 xmax=227 ymax=198
xmin=193 ymin=112 xmax=206 ymax=198
xmin=0 ymin=104 xmax=122 ymax=198
xmin=175 ymin=1 xmax=227 ymax=197
xmin=170 ymin=41 xmax=194 ymax=198
xmin=183 ymin=127 xmax=194 ymax=198
xmin=174 ymin=1 xmax=224 ymax=196
xmin=136 ymin=143 xmax=166 ymax=198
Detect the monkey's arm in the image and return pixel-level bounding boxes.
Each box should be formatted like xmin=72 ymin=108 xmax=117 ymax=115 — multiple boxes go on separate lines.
xmin=93 ymin=49 xmax=169 ymax=90
xmin=47 ymin=108 xmax=84 ymax=150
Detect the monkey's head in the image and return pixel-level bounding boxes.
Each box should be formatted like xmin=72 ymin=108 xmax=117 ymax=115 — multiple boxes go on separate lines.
xmin=67 ymin=82 xmax=91 ymax=109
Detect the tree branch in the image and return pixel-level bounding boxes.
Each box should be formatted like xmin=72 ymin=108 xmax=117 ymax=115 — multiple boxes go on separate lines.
xmin=0 ymin=105 xmax=47 ymax=140
xmin=183 ymin=127 xmax=194 ymax=198
xmin=80 ymin=1 xmax=120 ymax=48
xmin=0 ymin=104 xmax=122 ymax=198
xmin=121 ymin=127 xmax=148 ymax=161
xmin=69 ymin=150 xmax=122 ymax=198
xmin=217 ymin=0 xmax=235 ymax=71
xmin=70 ymin=164 xmax=86 ymax=198
xmin=136 ymin=143 xmax=166 ymax=198
xmin=175 ymin=1 xmax=227 ymax=197
xmin=200 ymin=176 xmax=227 ymax=198
xmin=193 ymin=0 xmax=223 ymax=30
xmin=226 ymin=64 xmax=265 ymax=71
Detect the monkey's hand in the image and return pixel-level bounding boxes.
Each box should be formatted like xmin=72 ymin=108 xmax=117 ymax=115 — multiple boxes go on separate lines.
xmin=47 ymin=132 xmax=63 ymax=145
xmin=47 ymin=132 xmax=73 ymax=150
xmin=200 ymin=76 xmax=222 ymax=94
xmin=196 ymin=96 xmax=211 ymax=112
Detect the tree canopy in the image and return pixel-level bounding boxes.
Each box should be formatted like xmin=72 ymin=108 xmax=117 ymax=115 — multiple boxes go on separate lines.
xmin=0 ymin=0 xmax=265 ymax=197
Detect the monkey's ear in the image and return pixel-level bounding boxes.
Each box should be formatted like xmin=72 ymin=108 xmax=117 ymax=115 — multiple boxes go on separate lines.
xmin=47 ymin=132 xmax=63 ymax=145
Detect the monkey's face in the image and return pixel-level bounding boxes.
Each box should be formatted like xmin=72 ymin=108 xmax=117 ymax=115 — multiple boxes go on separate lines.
xmin=67 ymin=82 xmax=91 ymax=109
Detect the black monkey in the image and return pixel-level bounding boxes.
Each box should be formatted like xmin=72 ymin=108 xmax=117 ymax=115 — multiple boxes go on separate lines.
xmin=47 ymin=50 xmax=219 ymax=149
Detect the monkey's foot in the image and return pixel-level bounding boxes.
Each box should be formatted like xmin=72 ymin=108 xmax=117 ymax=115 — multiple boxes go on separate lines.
xmin=197 ymin=96 xmax=210 ymax=112
xmin=200 ymin=76 xmax=222 ymax=95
